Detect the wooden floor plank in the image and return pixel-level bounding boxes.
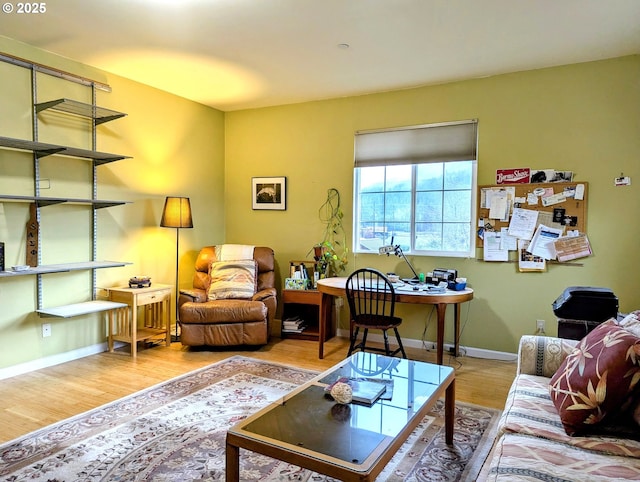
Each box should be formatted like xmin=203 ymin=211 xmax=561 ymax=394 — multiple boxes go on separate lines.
xmin=0 ymin=336 xmax=516 ymax=444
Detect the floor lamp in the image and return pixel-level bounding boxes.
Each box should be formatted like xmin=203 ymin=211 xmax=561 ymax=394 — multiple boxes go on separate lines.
xmin=160 ymin=196 xmax=193 ymax=342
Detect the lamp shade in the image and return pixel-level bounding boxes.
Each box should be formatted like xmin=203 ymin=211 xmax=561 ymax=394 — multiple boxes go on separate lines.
xmin=160 ymin=197 xmax=193 ymax=228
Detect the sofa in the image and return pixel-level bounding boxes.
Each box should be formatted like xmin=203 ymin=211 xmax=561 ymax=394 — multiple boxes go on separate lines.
xmin=178 ymin=245 xmax=276 ymax=347
xmin=480 ymin=321 xmax=640 ymax=481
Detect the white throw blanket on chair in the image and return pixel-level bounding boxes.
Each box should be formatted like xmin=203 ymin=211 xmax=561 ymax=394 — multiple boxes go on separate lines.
xmin=217 ymin=244 xmax=255 ymax=261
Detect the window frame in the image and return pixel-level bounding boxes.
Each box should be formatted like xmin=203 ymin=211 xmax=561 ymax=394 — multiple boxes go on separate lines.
xmin=353 ymin=120 xmax=478 ymax=258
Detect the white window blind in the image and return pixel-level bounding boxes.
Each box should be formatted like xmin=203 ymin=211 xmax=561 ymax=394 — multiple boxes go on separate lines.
xmin=354 ymin=120 xmax=477 ymax=167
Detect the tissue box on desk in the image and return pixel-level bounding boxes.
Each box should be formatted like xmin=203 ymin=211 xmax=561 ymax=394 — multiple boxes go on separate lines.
xmin=447 ymin=281 xmax=467 ymax=291
xmin=447 ymin=278 xmax=467 ymax=291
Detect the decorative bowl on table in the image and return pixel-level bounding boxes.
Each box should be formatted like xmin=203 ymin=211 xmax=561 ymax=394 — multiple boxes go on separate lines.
xmin=129 ymin=276 xmax=152 ymax=288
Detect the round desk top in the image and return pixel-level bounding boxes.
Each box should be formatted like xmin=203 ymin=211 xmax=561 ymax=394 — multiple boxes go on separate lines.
xmin=316 ymin=276 xmax=474 ymax=305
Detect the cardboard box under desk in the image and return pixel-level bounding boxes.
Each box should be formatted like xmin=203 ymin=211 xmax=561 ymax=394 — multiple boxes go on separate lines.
xmin=285 ymin=278 xmax=312 ymax=290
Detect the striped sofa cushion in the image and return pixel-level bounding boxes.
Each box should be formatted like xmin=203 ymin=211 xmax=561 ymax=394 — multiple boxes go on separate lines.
xmin=207 ymin=260 xmax=257 ymax=300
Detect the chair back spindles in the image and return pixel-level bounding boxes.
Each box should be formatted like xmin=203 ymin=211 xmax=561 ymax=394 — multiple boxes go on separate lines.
xmin=345 ymin=268 xmax=406 ymax=358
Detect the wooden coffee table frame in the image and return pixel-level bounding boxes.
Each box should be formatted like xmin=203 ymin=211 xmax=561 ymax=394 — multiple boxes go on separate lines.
xmin=226 ymin=355 xmax=455 ymax=482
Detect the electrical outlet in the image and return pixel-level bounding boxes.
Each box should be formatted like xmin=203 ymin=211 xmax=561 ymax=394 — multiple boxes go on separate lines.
xmin=335 ymin=297 xmax=343 ymax=308
xmin=42 ymin=323 xmax=52 ymax=337
xmin=536 ymin=319 xmax=545 ymax=330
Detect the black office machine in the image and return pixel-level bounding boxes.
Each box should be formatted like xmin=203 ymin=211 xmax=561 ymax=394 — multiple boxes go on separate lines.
xmin=427 ymin=269 xmax=458 ymax=285
xmin=552 ymin=286 xmax=619 ymax=340
xmin=552 ymin=286 xmax=618 ymax=321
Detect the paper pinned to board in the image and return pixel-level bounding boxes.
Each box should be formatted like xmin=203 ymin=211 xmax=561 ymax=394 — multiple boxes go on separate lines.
xmin=500 ymin=227 xmax=518 ymax=251
xmin=528 ymin=224 xmax=563 ymax=260
xmin=483 ymin=231 xmax=509 ymax=261
xmin=554 ymin=233 xmax=592 ymax=262
xmin=489 ymin=194 xmax=509 ymax=220
xmin=541 ymin=192 xmax=566 ymax=207
xmin=507 ymin=208 xmax=538 ymax=240
xmin=518 ymin=239 xmax=546 ymax=272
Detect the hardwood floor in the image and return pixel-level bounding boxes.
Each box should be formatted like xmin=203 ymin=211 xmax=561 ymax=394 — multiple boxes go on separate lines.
xmin=0 ymin=336 xmax=516 ymax=444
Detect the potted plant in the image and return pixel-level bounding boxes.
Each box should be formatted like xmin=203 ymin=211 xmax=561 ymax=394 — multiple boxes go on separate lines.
xmin=310 ymin=188 xmax=349 ymax=278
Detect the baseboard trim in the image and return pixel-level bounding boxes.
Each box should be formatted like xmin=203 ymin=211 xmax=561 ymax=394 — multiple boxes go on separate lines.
xmin=1 ymin=330 xmax=516 ymax=381
xmin=336 ymin=328 xmax=517 ymax=362
xmin=0 ymin=342 xmax=126 ymax=381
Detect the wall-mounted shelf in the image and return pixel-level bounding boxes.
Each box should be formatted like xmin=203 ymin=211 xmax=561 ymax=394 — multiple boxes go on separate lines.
xmin=0 ymin=194 xmax=129 ymax=208
xmin=35 ymin=98 xmax=126 ymax=124
xmin=0 ymin=136 xmax=63 ymax=157
xmin=0 ymin=135 xmax=131 ymax=165
xmin=0 ymin=54 xmax=132 ymax=320
xmin=37 ymin=300 xmax=128 ymax=318
xmin=0 ymin=261 xmax=132 ymax=278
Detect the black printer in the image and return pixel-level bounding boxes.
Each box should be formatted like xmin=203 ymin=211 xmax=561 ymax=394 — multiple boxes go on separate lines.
xmin=552 ymin=286 xmax=619 ymax=340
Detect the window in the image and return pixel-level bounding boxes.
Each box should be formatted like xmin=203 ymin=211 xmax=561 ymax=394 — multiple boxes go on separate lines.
xmin=353 ymin=120 xmax=478 ymax=257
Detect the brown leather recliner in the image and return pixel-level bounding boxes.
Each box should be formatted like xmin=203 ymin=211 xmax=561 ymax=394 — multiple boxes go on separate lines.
xmin=178 ymin=246 xmax=276 ymax=347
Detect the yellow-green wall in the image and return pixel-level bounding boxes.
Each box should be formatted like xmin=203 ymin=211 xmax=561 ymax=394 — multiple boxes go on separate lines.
xmin=225 ymin=55 xmax=640 ymax=354
xmin=0 ymin=37 xmax=225 ymax=371
xmin=0 ymin=32 xmax=638 ymax=372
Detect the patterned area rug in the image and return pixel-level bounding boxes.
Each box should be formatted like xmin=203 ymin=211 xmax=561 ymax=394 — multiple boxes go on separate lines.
xmin=0 ymin=356 xmax=500 ymax=481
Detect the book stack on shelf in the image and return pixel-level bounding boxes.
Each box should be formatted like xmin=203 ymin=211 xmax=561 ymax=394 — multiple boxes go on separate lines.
xmin=284 ymin=260 xmax=317 ymax=290
xmin=282 ymin=316 xmax=306 ymax=334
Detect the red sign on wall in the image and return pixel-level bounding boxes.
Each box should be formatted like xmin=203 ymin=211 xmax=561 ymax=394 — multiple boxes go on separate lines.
xmin=496 ymin=168 xmax=530 ymax=184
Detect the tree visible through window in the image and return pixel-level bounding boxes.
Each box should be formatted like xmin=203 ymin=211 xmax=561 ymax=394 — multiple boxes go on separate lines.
xmin=353 ymin=120 xmax=477 ymax=257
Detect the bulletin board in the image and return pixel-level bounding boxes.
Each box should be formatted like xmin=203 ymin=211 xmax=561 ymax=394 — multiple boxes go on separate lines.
xmin=476 ymin=182 xmax=588 ymax=248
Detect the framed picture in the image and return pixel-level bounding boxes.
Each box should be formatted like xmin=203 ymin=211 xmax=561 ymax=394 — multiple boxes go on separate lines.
xmin=252 ymin=176 xmax=286 ymax=210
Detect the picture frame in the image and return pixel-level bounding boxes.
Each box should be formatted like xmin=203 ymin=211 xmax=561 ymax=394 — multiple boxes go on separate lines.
xmin=252 ymin=176 xmax=286 ymax=210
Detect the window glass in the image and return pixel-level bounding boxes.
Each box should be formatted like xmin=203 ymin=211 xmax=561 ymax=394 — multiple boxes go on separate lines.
xmin=355 ymin=160 xmax=476 ymax=256
xmin=416 ymin=163 xmax=443 ymax=191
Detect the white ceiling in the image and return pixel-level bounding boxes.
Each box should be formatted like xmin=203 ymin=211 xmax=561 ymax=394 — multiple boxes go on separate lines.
xmin=1 ymin=0 xmax=638 ymax=111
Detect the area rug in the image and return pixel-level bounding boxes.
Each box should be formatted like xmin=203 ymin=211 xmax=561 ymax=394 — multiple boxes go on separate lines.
xmin=0 ymin=356 xmax=500 ymax=481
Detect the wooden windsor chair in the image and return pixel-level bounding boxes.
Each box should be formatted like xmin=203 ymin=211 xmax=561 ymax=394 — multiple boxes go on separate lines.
xmin=345 ymin=268 xmax=407 ymax=358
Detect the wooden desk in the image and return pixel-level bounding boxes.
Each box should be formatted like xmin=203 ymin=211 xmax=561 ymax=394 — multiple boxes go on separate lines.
xmin=317 ymin=277 xmax=473 ymax=364
xmin=108 ymin=284 xmax=172 ymax=357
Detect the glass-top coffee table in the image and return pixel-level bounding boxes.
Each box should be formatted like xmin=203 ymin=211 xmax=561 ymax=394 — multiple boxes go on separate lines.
xmin=226 ymin=352 xmax=455 ymax=481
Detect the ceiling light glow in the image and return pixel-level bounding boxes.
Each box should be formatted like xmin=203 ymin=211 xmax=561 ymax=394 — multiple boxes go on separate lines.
xmin=89 ymin=49 xmax=265 ymax=109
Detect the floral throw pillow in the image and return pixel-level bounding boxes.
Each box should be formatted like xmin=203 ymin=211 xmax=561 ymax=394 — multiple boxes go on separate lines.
xmin=549 ymin=320 xmax=640 ymax=435
xmin=207 ymin=259 xmax=257 ymax=300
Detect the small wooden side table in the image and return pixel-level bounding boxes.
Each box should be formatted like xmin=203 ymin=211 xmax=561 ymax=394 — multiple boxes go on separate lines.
xmin=107 ymin=284 xmax=172 ymax=357
xmin=281 ymin=289 xmax=334 ymax=359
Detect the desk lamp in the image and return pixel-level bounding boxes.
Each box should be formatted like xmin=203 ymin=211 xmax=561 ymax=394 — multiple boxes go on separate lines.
xmin=160 ymin=196 xmax=193 ymax=341
xmin=378 ymin=236 xmax=421 ymax=282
